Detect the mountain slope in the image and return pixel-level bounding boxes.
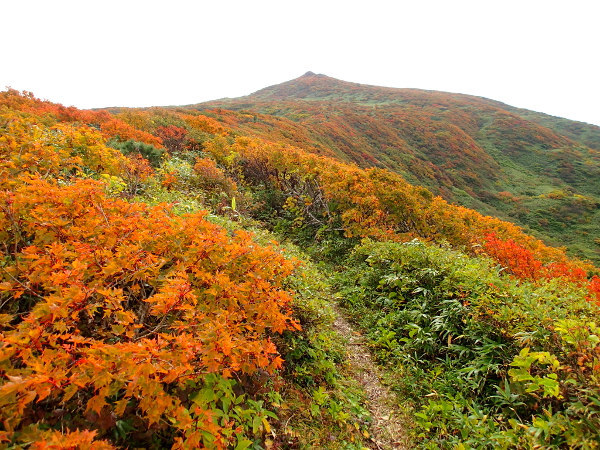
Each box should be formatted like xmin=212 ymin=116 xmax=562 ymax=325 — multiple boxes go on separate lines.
xmin=196 ymin=72 xmax=600 ymax=262
xmin=3 ymin=88 xmax=600 ymax=448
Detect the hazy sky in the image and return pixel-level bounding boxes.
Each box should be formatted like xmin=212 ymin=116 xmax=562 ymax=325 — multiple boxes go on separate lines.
xmin=3 ymin=0 xmax=599 ymax=125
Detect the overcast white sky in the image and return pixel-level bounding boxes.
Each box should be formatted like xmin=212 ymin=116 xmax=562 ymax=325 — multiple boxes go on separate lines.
xmin=2 ymin=0 xmax=599 ymax=125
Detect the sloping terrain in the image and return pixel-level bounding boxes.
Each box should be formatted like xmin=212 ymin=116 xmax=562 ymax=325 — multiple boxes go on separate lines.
xmin=2 ymin=85 xmax=600 ymax=448
xmin=195 ymin=72 xmax=600 ymax=263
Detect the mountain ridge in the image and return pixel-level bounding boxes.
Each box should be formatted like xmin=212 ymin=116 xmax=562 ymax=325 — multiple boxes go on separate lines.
xmin=3 ymin=86 xmax=600 ymax=448
xmin=228 ymin=72 xmax=600 ymax=149
xmin=194 ymin=73 xmax=600 ymax=262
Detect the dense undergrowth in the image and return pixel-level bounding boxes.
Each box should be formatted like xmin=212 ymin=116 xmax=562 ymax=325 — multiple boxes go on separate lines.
xmin=337 ymin=241 xmax=600 ymax=447
xmin=2 ymin=88 xmax=600 ymax=448
xmin=0 ymin=90 xmax=372 ymax=448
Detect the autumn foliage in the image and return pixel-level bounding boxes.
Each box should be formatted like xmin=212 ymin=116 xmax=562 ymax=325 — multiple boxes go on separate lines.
xmin=0 ymin=179 xmax=299 ymax=447
xmin=204 ymin=135 xmax=600 ymax=305
xmin=483 ymin=232 xmax=600 ymax=304
xmin=0 ymin=91 xmax=300 ymax=448
xmin=207 ymin=136 xmax=582 ymax=258
xmin=155 ymin=125 xmax=188 ymax=153
xmin=200 ymin=72 xmax=600 ymax=264
xmin=0 ymin=89 xmax=162 ymax=148
xmin=2 ymin=86 xmax=600 ymax=448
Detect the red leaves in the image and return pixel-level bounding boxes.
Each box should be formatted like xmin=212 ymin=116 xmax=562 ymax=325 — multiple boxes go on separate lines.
xmin=483 ymin=232 xmax=600 ymax=305
xmin=155 ymin=125 xmax=188 ymax=153
xmin=586 ymin=275 xmax=600 ymax=305
xmin=482 ymin=232 xmax=544 ymax=280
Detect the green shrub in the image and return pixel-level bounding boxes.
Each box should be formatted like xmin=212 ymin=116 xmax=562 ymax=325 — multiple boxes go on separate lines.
xmin=108 ymin=138 xmax=165 ymax=167
xmin=336 ymin=239 xmax=600 ymax=447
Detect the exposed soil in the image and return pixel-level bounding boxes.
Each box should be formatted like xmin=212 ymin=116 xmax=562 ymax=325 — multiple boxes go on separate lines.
xmin=333 ymin=307 xmax=409 ymax=449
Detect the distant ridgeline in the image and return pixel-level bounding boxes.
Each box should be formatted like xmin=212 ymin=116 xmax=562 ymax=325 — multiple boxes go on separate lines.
xmin=1 ymin=85 xmax=600 ymax=447
xmin=195 ymin=72 xmax=600 ymax=264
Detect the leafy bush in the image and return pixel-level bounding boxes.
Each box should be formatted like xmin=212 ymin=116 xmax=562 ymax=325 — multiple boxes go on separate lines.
xmin=0 ymin=177 xmax=301 ymax=447
xmin=108 ymin=138 xmax=165 ymax=167
xmin=0 ymin=94 xmax=372 ymax=447
xmin=336 ymin=240 xmax=600 ymax=447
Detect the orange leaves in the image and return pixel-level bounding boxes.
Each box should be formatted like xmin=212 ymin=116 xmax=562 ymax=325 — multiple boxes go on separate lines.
xmin=161 ymin=170 xmax=178 ymax=189
xmin=29 ymin=429 xmax=114 ymax=450
xmin=0 ymin=112 xmax=128 ymax=189
xmin=0 ymin=175 xmax=300 ymax=446
xmin=193 ymin=157 xmax=238 ymax=197
xmin=482 ymin=232 xmax=544 ymax=280
xmin=145 ymin=273 xmax=195 ymax=315
xmin=86 ymin=393 xmax=108 ymax=416
xmin=482 ymin=232 xmax=600 ymax=305
xmin=183 ymin=114 xmax=228 ymax=136
xmin=98 ymin=119 xmax=163 ymax=148
xmin=0 ymin=89 xmax=162 ymax=149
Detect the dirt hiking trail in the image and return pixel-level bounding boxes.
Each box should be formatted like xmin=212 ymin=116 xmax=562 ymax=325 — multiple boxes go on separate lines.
xmin=333 ymin=306 xmax=409 ymax=449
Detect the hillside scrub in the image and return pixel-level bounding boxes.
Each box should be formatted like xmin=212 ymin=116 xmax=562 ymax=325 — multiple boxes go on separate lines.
xmin=0 ymin=177 xmax=299 ymax=447
xmin=2 ymin=88 xmax=600 ymax=448
xmin=0 ymin=92 xmax=374 ymax=448
xmin=336 ymin=240 xmax=600 ymax=447
xmin=200 ymin=72 xmax=600 ymax=264
xmin=202 ymin=135 xmax=599 ymax=298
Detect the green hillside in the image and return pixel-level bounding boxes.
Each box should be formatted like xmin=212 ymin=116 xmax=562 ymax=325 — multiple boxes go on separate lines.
xmin=197 ymin=72 xmax=600 ymax=263
xmin=2 ymin=85 xmax=600 ymax=449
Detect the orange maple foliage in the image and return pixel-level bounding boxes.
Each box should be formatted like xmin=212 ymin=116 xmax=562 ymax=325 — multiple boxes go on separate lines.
xmin=24 ymin=430 xmax=113 ymax=449
xmin=0 ymin=177 xmax=299 ymax=446
xmin=0 ymin=89 xmax=163 ymax=148
xmin=0 ymin=95 xmax=301 ymax=448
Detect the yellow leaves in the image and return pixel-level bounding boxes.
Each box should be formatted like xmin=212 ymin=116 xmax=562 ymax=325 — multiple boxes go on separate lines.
xmin=102 ymin=259 xmax=123 ymax=277
xmin=113 ymin=398 xmax=129 ymax=416
xmin=34 ymin=383 xmax=52 ymax=403
xmin=261 ymin=417 xmax=272 ymax=433
xmin=62 ymin=383 xmax=78 ymax=403
xmin=0 ymin=313 xmax=13 ymax=327
xmin=0 ymin=375 xmax=37 ymax=418
xmin=0 ymin=281 xmax=14 ymax=292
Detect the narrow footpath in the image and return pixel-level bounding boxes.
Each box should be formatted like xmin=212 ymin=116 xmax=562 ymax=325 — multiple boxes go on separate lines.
xmin=332 ymin=307 xmax=409 ymax=449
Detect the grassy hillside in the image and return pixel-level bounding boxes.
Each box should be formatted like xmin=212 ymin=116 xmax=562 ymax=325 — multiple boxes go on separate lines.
xmin=195 ymin=73 xmax=600 ymax=263
xmin=2 ymin=88 xmax=600 ymax=448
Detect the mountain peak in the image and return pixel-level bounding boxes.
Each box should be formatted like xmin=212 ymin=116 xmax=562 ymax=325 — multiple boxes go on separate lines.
xmin=247 ymin=72 xmax=342 ymax=100
xmin=298 ymin=71 xmax=330 ymax=80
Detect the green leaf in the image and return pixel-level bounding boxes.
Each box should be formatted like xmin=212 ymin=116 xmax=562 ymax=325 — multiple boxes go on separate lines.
xmin=252 ymin=414 xmax=262 ymax=433
xmin=234 ymin=438 xmax=253 ymax=450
